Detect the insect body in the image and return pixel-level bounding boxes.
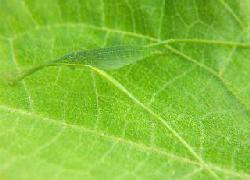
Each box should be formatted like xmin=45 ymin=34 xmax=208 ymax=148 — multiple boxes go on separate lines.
xmin=7 ymin=44 xmax=161 ymax=85
xmin=56 ymin=45 xmax=152 ymax=70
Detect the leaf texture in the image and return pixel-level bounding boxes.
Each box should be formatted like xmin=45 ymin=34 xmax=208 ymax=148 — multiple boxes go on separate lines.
xmin=0 ymin=0 xmax=249 ymax=179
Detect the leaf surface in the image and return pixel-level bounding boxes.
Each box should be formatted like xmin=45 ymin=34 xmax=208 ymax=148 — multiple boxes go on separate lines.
xmin=0 ymin=0 xmax=249 ymax=179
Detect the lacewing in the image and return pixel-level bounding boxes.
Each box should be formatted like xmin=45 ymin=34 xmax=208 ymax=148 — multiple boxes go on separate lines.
xmin=6 ymin=43 xmax=164 ymax=85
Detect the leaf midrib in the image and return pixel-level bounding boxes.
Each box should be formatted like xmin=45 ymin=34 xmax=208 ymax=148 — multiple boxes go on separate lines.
xmin=88 ymin=66 xmax=218 ymax=178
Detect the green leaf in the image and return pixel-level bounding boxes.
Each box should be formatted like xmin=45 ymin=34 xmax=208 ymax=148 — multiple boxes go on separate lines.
xmin=0 ymin=0 xmax=249 ymax=179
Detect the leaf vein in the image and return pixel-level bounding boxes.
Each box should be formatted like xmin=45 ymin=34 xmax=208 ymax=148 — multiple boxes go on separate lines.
xmin=0 ymin=104 xmax=248 ymax=178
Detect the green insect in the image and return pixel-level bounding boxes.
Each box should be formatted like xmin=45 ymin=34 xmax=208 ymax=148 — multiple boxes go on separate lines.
xmin=6 ymin=43 xmax=164 ymax=85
